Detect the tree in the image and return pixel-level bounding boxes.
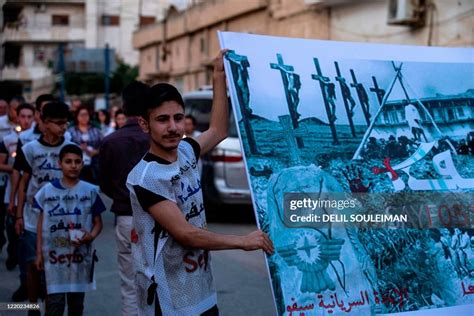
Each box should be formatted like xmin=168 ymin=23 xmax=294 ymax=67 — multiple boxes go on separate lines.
xmin=62 ymin=60 xmax=138 ymax=96
xmin=110 ymin=61 xmax=139 ymax=93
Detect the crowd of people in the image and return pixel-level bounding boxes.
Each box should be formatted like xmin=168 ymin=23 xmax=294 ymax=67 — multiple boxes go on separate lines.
xmin=0 ymin=50 xmax=273 ymax=316
xmin=0 ymin=95 xmax=119 ymax=315
xmin=362 ymin=132 xmax=474 ymax=160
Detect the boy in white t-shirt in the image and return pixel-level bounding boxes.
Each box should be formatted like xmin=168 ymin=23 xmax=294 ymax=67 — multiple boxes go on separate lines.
xmin=14 ymin=101 xmax=72 ymax=311
xmin=0 ymin=103 xmax=35 ymax=302
xmin=34 ymin=144 xmax=105 ymax=315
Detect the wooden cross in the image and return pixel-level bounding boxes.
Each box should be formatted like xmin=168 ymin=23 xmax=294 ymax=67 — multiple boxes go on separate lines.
xmin=311 ymin=58 xmax=340 ymax=145
xmin=391 ymin=61 xmax=411 ymax=100
xmin=270 ymin=53 xmax=304 ymax=148
xmin=350 ymin=69 xmax=371 ymax=126
xmin=334 ymin=61 xmax=357 ymax=138
xmin=370 ymin=76 xmax=386 ymax=106
xmin=225 ymin=50 xmax=259 ymax=155
xmin=269 ymin=115 xmax=307 ymax=165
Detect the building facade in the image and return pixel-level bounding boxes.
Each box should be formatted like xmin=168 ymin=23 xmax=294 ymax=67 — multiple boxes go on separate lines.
xmin=374 ymin=90 xmax=474 ymax=140
xmin=132 ymin=0 xmax=473 ymax=93
xmin=1 ymin=0 xmax=86 ymax=100
xmin=0 ymin=0 xmax=180 ymax=101
xmin=85 ymin=0 xmax=170 ymax=66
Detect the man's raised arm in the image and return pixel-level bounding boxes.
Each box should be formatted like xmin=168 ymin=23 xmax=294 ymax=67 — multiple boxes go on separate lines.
xmin=196 ymin=49 xmax=229 ymax=155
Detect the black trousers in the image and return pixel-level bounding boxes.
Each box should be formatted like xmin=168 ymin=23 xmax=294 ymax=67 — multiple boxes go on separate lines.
xmin=46 ymin=292 xmax=85 ymax=316
xmin=0 ymin=186 xmax=7 ymax=249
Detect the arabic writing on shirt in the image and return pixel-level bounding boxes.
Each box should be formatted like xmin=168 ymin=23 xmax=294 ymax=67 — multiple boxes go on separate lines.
xmin=170 ymin=158 xmax=198 ymax=184
xmin=49 ymin=219 xmax=82 ymax=233
xmin=38 ymin=159 xmax=61 ymax=171
xmin=48 ymin=204 xmax=82 ymax=217
xmin=177 ymin=180 xmax=201 ymax=204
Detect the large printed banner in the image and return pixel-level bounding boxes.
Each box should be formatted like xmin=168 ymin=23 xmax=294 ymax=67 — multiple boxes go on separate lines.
xmin=218 ymin=32 xmax=474 ymax=315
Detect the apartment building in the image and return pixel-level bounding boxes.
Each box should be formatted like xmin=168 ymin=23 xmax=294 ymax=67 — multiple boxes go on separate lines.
xmin=1 ymin=0 xmax=86 ymax=100
xmin=132 ymin=0 xmax=473 ymax=93
xmin=0 ymin=0 xmax=177 ymax=100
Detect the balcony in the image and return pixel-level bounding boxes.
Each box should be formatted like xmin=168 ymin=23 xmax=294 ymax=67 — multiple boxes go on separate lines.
xmin=133 ymin=0 xmax=268 ymax=49
xmin=3 ymin=25 xmax=86 ymax=43
xmin=0 ymin=65 xmax=53 ymax=81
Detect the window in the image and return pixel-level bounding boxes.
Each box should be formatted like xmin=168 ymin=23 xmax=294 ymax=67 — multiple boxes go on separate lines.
xmin=183 ymin=97 xmax=235 ymax=136
xmin=52 ymin=15 xmax=69 ymax=26
xmin=390 ymin=111 xmax=398 ymax=124
xmin=200 ymin=37 xmax=205 ymax=53
xmin=419 ymin=109 xmax=426 ymax=121
xmin=400 ymin=110 xmax=406 ymax=122
xmin=4 ymin=43 xmax=21 ymax=67
xmin=447 ymin=108 xmax=455 ymax=121
xmin=140 ymin=16 xmax=155 ymax=26
xmin=457 ymin=107 xmax=465 ymax=118
xmin=101 ymin=15 xmax=120 ymax=26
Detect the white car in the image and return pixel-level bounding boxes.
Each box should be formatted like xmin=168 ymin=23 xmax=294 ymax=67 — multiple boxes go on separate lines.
xmin=183 ymin=89 xmax=251 ymax=207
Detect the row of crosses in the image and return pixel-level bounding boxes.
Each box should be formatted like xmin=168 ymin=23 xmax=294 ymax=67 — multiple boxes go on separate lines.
xmin=225 ymin=51 xmax=386 ymax=165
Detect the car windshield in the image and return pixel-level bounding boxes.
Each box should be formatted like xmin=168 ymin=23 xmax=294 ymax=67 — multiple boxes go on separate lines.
xmin=184 ymin=97 xmax=238 ymax=137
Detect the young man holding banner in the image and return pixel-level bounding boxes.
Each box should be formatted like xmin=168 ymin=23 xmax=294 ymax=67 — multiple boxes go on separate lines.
xmin=126 ymin=50 xmax=273 ymax=315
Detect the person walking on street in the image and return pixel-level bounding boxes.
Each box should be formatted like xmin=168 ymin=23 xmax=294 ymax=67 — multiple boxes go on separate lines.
xmin=8 ymin=94 xmax=55 ymax=302
xmin=15 ymin=102 xmax=72 ymax=315
xmin=127 ymin=50 xmax=273 ymax=315
xmin=34 ymin=144 xmax=105 ymax=316
xmin=0 ymin=103 xmax=35 ymax=286
xmin=99 ymin=81 xmax=150 ymax=316
xmin=67 ymin=105 xmax=102 ymax=184
xmin=0 ymin=95 xmax=24 ymax=254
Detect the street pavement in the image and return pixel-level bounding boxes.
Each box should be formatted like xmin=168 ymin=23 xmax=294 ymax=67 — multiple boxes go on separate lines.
xmin=0 ymin=211 xmax=276 ymax=315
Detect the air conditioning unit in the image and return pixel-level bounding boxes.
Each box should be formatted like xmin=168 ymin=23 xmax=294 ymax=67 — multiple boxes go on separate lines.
xmin=387 ymin=0 xmax=426 ymax=27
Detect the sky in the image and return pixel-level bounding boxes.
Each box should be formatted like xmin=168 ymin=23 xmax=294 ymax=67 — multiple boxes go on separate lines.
xmin=219 ymin=32 xmax=473 ymax=125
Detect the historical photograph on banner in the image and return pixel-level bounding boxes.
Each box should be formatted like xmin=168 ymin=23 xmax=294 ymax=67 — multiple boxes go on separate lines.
xmin=218 ymin=32 xmax=474 ymax=315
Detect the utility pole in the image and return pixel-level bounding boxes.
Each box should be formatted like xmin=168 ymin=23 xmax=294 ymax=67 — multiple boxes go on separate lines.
xmin=104 ymin=43 xmax=110 ymax=110
xmin=58 ymin=43 xmax=65 ymax=102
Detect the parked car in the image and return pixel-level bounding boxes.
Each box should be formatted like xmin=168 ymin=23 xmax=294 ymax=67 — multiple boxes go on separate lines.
xmin=183 ymin=88 xmax=252 ymax=208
